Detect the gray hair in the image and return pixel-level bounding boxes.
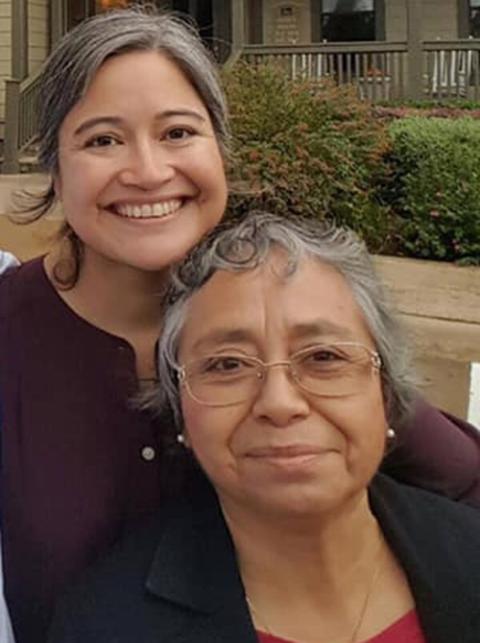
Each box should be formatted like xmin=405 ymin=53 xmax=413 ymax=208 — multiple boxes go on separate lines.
xmin=157 ymin=212 xmax=416 ymax=433
xmin=35 ymin=4 xmax=228 ymax=212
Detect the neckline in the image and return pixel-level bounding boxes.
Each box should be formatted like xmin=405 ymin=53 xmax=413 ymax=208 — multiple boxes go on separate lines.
xmin=37 ymin=256 xmax=132 ymax=347
xmin=257 ymin=609 xmax=419 ymax=643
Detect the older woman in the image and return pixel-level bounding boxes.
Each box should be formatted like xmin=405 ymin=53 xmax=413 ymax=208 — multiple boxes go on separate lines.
xmin=0 ymin=6 xmax=478 ymax=643
xmin=49 ymin=214 xmax=480 ymax=643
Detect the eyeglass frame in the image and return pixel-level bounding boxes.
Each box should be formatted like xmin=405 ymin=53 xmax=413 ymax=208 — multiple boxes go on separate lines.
xmin=175 ymin=341 xmax=382 ymax=408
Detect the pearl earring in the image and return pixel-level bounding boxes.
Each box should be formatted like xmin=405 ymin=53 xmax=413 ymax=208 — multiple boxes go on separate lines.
xmin=176 ymin=433 xmax=186 ymax=445
xmin=386 ymin=426 xmax=396 ymax=440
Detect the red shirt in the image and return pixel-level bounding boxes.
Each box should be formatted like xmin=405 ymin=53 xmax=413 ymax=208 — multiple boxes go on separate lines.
xmin=257 ymin=609 xmax=426 ymax=643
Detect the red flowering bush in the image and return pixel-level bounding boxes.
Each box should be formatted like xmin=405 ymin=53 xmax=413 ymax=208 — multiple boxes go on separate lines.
xmin=374 ymin=105 xmax=480 ymax=122
xmin=223 ymin=62 xmax=396 ymax=253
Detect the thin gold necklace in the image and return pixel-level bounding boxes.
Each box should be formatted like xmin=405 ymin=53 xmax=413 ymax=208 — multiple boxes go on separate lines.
xmin=246 ymin=537 xmax=386 ymax=643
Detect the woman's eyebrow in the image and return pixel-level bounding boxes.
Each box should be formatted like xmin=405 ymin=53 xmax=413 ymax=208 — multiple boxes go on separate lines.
xmin=73 ymin=116 xmax=124 ymax=137
xmin=155 ymin=109 xmax=206 ymax=122
xmin=292 ymin=321 xmax=356 ymax=340
xmin=191 ymin=328 xmax=254 ymax=352
xmin=73 ymin=110 xmax=207 ymax=137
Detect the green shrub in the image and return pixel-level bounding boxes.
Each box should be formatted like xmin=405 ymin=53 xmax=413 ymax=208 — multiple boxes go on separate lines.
xmin=382 ymin=117 xmax=480 ymax=265
xmin=223 ymin=62 xmax=396 ymax=253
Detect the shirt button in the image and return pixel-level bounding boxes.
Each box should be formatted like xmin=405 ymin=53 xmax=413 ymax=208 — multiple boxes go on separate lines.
xmin=141 ymin=446 xmax=156 ymax=462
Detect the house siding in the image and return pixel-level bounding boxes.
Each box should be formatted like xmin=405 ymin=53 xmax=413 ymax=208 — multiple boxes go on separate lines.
xmin=385 ymin=0 xmax=407 ymax=40
xmin=261 ymin=0 xmax=462 ymax=44
xmin=423 ymin=0 xmax=458 ymax=40
xmin=28 ymin=0 xmax=48 ymax=74
xmin=0 ymin=0 xmax=11 ymax=126
xmin=263 ymin=0 xmax=312 ymax=44
xmin=385 ymin=0 xmax=460 ymax=41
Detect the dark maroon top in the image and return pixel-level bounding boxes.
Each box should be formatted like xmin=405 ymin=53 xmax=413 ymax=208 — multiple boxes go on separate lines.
xmin=0 ymin=259 xmax=169 ymax=643
xmin=0 ymin=258 xmax=479 ymax=643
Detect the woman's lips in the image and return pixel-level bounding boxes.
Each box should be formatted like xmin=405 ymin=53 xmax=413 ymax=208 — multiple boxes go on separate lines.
xmin=243 ymin=446 xmax=339 ymax=477
xmin=245 ymin=445 xmax=335 ymax=464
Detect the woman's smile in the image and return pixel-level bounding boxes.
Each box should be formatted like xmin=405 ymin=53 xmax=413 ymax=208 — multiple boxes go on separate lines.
xmin=245 ymin=444 xmax=335 ymax=460
xmin=111 ymin=198 xmax=184 ymax=219
xmin=243 ymin=445 xmax=340 ymax=478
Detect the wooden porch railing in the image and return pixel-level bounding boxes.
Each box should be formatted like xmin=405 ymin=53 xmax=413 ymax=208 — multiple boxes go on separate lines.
xmin=242 ymin=42 xmax=409 ymax=102
xmin=3 ymin=69 xmax=41 ymax=173
xmin=424 ymin=40 xmax=480 ymax=101
xmin=3 ymin=40 xmax=480 ymax=174
xmin=241 ymin=39 xmax=480 ymax=104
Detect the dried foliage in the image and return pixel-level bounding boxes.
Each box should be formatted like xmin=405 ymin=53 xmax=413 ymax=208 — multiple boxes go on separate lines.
xmin=223 ymin=62 xmax=396 ymax=254
xmin=222 ymin=63 xmax=480 ymax=264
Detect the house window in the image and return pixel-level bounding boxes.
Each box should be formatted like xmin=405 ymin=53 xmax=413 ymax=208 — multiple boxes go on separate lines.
xmin=470 ymin=0 xmax=480 ymax=37
xmin=321 ymin=0 xmax=376 ymax=42
xmin=66 ymin=0 xmax=96 ymax=29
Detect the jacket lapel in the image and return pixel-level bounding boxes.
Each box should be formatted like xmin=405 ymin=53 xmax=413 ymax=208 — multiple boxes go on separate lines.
xmin=370 ymin=474 xmax=480 ymax=643
xmin=145 ymin=477 xmax=258 ymax=643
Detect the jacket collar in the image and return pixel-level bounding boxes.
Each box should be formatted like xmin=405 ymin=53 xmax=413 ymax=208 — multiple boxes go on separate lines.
xmin=145 ymin=474 xmax=245 ymax=614
xmin=369 ymin=474 xmax=480 ymax=643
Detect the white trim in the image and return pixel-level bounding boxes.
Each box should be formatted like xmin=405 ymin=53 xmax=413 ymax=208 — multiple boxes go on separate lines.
xmin=0 ymin=535 xmax=15 ymax=642
xmin=468 ymin=362 xmax=480 ymax=429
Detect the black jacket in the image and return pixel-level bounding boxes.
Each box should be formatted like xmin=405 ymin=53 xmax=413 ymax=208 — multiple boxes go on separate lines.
xmin=48 ymin=473 xmax=480 ymax=643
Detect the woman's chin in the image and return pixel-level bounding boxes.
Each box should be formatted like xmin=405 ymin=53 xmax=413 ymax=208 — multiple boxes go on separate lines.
xmin=235 ymin=478 xmax=363 ymax=521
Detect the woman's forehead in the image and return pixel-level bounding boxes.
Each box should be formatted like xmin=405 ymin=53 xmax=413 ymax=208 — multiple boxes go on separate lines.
xmin=61 ymin=50 xmax=208 ymax=131
xmin=178 ymin=258 xmax=373 ymax=351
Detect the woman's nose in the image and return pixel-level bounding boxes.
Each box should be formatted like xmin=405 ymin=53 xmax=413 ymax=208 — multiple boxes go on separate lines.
xmin=118 ymin=143 xmax=175 ymax=189
xmin=251 ymin=366 xmax=310 ymax=427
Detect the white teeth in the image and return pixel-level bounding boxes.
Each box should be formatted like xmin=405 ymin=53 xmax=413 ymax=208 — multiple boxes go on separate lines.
xmin=115 ymin=199 xmax=182 ymax=219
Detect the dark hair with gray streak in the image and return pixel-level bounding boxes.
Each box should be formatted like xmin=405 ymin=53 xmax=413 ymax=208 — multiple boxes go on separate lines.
xmin=21 ymin=3 xmax=228 ymax=286
xmin=156 ymin=212 xmax=416 ymax=434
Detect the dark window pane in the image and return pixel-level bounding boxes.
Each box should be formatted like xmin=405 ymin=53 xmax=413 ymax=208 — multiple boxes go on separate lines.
xmin=68 ymin=0 xmax=96 ymax=29
xmin=171 ymin=0 xmax=190 ymax=10
xmin=471 ymin=9 xmax=480 ymax=36
xmin=322 ymin=12 xmax=375 ymax=41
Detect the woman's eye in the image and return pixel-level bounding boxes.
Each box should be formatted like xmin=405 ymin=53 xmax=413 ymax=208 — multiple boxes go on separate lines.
xmin=165 ymin=127 xmax=195 ymax=142
xmin=85 ymin=134 xmax=121 ymax=148
xmin=199 ymin=356 xmax=255 ymax=377
xmin=205 ymin=357 xmax=244 ymax=373
xmin=301 ymin=348 xmax=347 ymax=370
xmin=311 ymin=350 xmax=341 ymax=362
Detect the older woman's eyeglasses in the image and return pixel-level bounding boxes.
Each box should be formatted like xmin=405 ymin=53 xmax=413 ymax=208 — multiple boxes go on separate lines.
xmin=177 ymin=342 xmax=382 ymax=407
